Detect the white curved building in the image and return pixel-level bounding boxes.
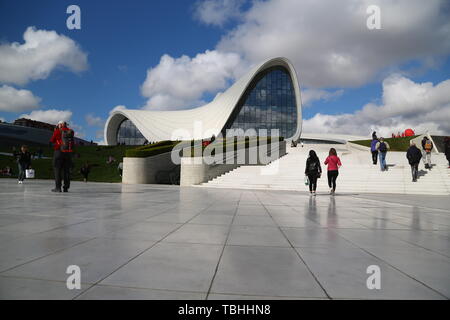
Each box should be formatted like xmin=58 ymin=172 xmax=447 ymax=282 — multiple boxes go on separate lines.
xmin=104 ymin=57 xmax=303 ymax=145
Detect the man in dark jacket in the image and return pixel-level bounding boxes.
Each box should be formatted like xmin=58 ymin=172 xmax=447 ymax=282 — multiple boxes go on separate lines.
xmin=15 ymin=145 xmax=32 ymax=184
xmin=444 ymin=137 xmax=450 ymax=168
xmin=406 ymin=141 xmax=422 ymax=182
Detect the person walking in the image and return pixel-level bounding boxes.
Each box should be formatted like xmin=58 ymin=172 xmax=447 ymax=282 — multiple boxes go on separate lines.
xmin=406 ymin=141 xmax=422 ymax=182
xmin=15 ymin=145 xmax=31 ymax=184
xmin=370 ymin=137 xmax=379 ymax=165
xmin=305 ymin=150 xmax=322 ymax=196
xmin=376 ymin=137 xmax=390 ymax=171
xmin=50 ymin=121 xmax=74 ymax=192
xmin=324 ymin=148 xmax=342 ymax=195
xmin=421 ymin=136 xmax=433 ymax=169
xmin=444 ymin=137 xmax=450 ymax=168
xmin=118 ymin=161 xmax=123 ymax=177
xmin=80 ymin=162 xmax=91 ymax=182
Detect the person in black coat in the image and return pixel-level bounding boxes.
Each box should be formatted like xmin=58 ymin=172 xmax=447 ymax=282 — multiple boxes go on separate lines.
xmin=444 ymin=137 xmax=450 ymax=168
xmin=305 ymin=150 xmax=322 ymax=195
xmin=15 ymin=145 xmax=32 ymax=184
xmin=80 ymin=162 xmax=91 ymax=182
xmin=406 ymin=141 xmax=422 ymax=182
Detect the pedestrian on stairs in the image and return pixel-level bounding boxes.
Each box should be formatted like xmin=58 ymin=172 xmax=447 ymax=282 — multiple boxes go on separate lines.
xmin=445 ymin=137 xmax=450 ymax=168
xmin=324 ymin=148 xmax=342 ymax=195
xmin=406 ymin=141 xmax=422 ymax=182
xmin=421 ymin=136 xmax=433 ymax=169
xmin=305 ymin=150 xmax=322 ymax=196
xmin=371 ymin=137 xmax=379 ymax=165
xmin=376 ymin=137 xmax=390 ymax=171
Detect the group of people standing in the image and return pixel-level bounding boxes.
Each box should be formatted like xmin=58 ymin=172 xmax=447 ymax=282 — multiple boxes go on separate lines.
xmin=304 ymin=148 xmax=342 ymax=196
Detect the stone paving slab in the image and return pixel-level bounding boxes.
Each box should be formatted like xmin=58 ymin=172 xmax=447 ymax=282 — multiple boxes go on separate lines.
xmin=0 ymin=178 xmax=449 ymax=300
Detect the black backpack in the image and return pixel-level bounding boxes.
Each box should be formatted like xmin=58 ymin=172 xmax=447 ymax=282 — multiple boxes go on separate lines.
xmin=61 ymin=129 xmax=74 ymax=152
xmin=379 ymin=142 xmax=387 ymax=152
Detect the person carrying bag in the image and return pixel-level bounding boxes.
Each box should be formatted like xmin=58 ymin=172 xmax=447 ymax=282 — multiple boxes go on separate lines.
xmin=305 ymin=150 xmax=322 ymax=196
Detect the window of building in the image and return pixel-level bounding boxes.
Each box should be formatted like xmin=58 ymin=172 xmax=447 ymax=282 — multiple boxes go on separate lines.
xmin=227 ymin=66 xmax=297 ymax=138
xmin=116 ymin=119 xmax=146 ymax=145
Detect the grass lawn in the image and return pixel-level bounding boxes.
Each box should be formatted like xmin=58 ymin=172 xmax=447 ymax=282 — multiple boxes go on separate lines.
xmin=0 ymin=144 xmax=135 ymax=183
xmin=350 ymin=136 xmax=418 ymax=152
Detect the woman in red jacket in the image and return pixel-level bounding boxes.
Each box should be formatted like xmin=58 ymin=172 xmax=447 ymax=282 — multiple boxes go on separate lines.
xmin=324 ymin=148 xmax=342 ymax=195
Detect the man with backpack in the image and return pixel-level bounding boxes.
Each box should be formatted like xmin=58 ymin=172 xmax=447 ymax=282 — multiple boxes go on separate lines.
xmin=421 ymin=136 xmax=433 ymax=169
xmin=375 ymin=137 xmax=390 ymax=171
xmin=50 ymin=121 xmax=74 ymax=192
xmin=406 ymin=141 xmax=422 ymax=182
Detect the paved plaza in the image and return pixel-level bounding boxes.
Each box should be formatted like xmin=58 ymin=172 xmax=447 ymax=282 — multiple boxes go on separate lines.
xmin=0 ymin=178 xmax=449 ymax=300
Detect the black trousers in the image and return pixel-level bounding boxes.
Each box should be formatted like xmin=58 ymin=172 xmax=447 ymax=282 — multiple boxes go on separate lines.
xmin=410 ymin=163 xmax=419 ymax=181
xmin=371 ymin=151 xmax=378 ymax=164
xmin=307 ymin=174 xmax=318 ymax=192
xmin=327 ymin=170 xmax=339 ymax=191
xmin=53 ymin=150 xmax=72 ymax=190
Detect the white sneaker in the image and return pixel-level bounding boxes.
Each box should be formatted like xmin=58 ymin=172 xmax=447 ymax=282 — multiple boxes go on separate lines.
xmin=329 ymin=188 xmax=333 ymax=194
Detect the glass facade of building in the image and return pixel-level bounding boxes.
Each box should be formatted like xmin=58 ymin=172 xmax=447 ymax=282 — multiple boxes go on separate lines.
xmin=116 ymin=119 xmax=146 ymax=145
xmin=227 ymin=66 xmax=297 ymax=138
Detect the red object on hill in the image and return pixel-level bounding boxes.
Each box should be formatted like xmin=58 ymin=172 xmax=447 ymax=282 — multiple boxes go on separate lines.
xmin=404 ymin=128 xmax=415 ymax=137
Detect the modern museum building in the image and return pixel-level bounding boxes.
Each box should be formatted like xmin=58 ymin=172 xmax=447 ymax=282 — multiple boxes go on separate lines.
xmin=104 ymin=57 xmax=303 ymax=145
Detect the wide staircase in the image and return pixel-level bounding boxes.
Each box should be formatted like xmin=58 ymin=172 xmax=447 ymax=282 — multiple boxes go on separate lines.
xmin=199 ymin=143 xmax=450 ymax=195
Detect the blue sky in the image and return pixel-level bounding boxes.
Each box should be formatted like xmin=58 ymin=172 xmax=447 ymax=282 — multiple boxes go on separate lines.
xmin=1 ymin=0 xmax=449 ymax=141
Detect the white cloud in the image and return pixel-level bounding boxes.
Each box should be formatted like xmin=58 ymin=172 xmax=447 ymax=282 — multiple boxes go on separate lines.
xmin=19 ymin=109 xmax=72 ymax=125
xmin=0 ymin=85 xmax=41 ymax=112
xmin=140 ymin=50 xmax=243 ymax=110
xmin=216 ymin=0 xmax=450 ymax=88
xmin=303 ymin=75 xmax=450 ymax=136
xmin=0 ymin=117 xmax=6 ymax=122
xmin=0 ymin=26 xmax=88 ymax=85
xmin=301 ymin=89 xmax=344 ymax=107
xmin=85 ymin=113 xmax=104 ymax=127
xmin=95 ymin=139 xmax=107 ymax=145
xmin=141 ymin=0 xmax=450 ymax=114
xmin=95 ymin=129 xmax=104 ymax=139
xmin=194 ymin=0 xmax=245 ymax=27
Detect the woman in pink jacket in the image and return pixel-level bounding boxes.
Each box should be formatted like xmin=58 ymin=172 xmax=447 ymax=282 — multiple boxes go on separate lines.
xmin=324 ymin=148 xmax=342 ymax=195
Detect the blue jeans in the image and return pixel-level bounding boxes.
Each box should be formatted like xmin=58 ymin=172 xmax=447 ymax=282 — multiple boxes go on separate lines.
xmin=18 ymin=162 xmax=26 ymax=181
xmin=379 ymin=152 xmax=387 ymax=170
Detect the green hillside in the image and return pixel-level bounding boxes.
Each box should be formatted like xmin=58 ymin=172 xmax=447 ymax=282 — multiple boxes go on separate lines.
xmin=1 ymin=144 xmax=135 ymax=183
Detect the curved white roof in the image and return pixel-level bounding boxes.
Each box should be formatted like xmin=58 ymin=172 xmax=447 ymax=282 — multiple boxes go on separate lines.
xmin=104 ymin=57 xmax=303 ymax=144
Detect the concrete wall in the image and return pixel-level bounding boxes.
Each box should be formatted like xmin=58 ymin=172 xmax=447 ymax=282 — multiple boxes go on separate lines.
xmin=122 ymin=151 xmax=180 ymax=184
xmin=180 ymin=141 xmax=286 ymax=186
